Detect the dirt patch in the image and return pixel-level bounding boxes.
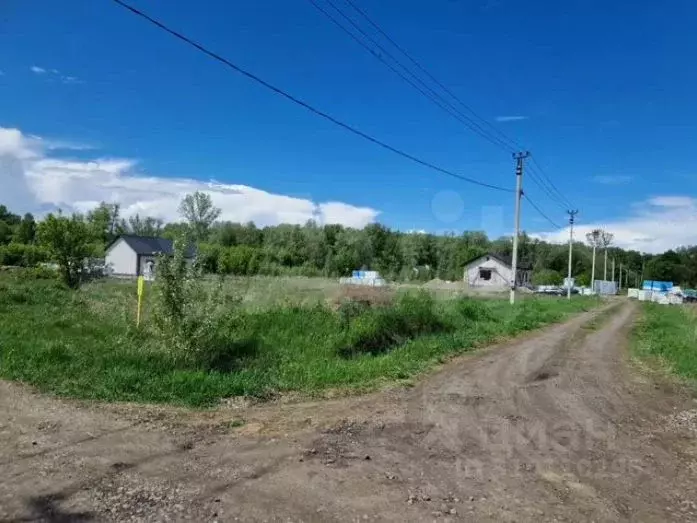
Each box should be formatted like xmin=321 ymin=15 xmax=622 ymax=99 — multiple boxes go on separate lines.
xmin=2 ymin=303 xmax=697 ymax=521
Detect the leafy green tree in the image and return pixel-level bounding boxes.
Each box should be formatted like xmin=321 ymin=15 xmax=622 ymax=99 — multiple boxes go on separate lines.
xmin=38 ymin=212 xmax=95 ymax=288
xmin=532 ymin=268 xmax=563 ymax=286
xmin=162 ymin=222 xmax=191 ymax=240
xmin=0 ymin=221 xmax=12 ymax=246
xmin=87 ymin=202 xmax=120 ymax=245
xmin=178 ymin=191 xmax=221 ymax=241
xmin=122 ymin=214 xmax=164 ymax=236
xmin=222 ymin=245 xmax=261 ymax=275
xmin=14 ymin=213 xmax=36 ymax=244
xmin=0 ymin=205 xmax=20 ymax=226
xmin=0 ymin=243 xmax=49 ymax=266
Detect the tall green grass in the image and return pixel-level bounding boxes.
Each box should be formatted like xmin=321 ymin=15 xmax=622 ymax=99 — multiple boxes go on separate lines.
xmin=0 ymin=274 xmax=596 ymax=406
xmin=633 ymin=303 xmax=697 ymax=380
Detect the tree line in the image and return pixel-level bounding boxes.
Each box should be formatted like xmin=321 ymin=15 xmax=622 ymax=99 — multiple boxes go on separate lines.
xmin=1 ymin=193 xmax=696 ymax=288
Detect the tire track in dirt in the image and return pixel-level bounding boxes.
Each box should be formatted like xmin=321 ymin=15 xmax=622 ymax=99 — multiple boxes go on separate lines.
xmin=1 ymin=301 xmax=697 ymax=522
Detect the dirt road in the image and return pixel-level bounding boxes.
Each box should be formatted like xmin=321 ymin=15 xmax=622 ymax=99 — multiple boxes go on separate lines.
xmin=2 ymin=302 xmax=697 ymax=522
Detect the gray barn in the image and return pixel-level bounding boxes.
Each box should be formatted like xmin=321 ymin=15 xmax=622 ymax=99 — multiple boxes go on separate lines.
xmin=463 ymin=253 xmax=532 ymax=290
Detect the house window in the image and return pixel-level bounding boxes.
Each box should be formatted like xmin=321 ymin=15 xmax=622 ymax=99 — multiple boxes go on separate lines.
xmin=479 ymin=268 xmax=492 ymax=281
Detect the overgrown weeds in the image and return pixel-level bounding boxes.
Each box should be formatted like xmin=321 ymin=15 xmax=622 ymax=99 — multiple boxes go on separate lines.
xmin=633 ymin=303 xmax=697 ymax=380
xmin=0 ymin=272 xmax=596 ymax=407
xmin=338 ymin=292 xmax=450 ymax=357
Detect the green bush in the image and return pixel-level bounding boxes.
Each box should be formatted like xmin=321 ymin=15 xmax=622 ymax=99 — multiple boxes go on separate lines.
xmin=220 ymin=245 xmax=261 ymax=275
xmin=338 ymin=291 xmax=450 ymax=357
xmin=0 ymin=243 xmax=50 ymax=267
xmin=454 ymin=297 xmax=493 ymax=322
xmin=532 ymin=268 xmax=563 ymax=286
xmin=392 ymin=291 xmax=447 ymax=337
xmin=196 ymin=243 xmax=223 ymax=273
xmin=152 ymin=237 xmax=253 ymax=370
xmin=16 ymin=266 xmax=59 ymax=281
xmin=336 ymin=298 xmax=370 ymax=329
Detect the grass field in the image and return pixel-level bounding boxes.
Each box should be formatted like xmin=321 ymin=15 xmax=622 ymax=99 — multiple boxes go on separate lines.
xmin=0 ymin=272 xmax=597 ymax=407
xmin=633 ymin=302 xmax=697 ymax=381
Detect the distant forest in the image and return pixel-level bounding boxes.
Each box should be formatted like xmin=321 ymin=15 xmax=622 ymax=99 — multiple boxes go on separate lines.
xmin=1 ymin=199 xmax=696 ymax=287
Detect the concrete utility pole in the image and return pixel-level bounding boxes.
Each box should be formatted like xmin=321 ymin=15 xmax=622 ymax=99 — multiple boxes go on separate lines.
xmin=612 ymin=258 xmax=616 ymax=285
xmin=587 ymin=229 xmax=601 ymax=292
xmin=566 ymin=210 xmax=579 ymax=300
xmin=604 ymin=250 xmax=609 ymax=281
xmin=619 ymin=263 xmax=623 ymax=291
xmin=510 ymin=151 xmax=529 ymax=305
xmin=591 ymin=244 xmax=597 ymax=289
xmin=599 ymin=230 xmax=614 ymax=281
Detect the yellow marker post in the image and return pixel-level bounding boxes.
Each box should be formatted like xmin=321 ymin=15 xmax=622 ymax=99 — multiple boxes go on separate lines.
xmin=136 ymin=275 xmax=144 ymax=327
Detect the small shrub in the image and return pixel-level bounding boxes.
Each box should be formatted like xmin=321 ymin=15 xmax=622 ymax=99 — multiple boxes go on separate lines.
xmin=339 ymin=310 xmax=399 ymax=357
xmin=336 ymin=298 xmax=370 ymax=329
xmin=330 ymin=285 xmax=395 ymax=310
xmin=0 ymin=243 xmax=50 ymax=267
xmin=338 ymin=291 xmax=450 ymax=357
xmin=455 ymin=298 xmax=493 ymax=322
xmin=152 ymin=237 xmax=255 ymax=370
xmin=16 ymin=266 xmax=59 ymax=281
xmin=392 ymin=291 xmax=446 ymax=337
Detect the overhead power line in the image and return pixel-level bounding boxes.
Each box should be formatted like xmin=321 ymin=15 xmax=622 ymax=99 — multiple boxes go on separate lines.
xmin=526 ymin=169 xmax=568 ymax=212
xmin=524 ymin=194 xmax=562 ymax=229
xmin=529 ymin=155 xmax=573 ymax=209
xmin=335 ymin=0 xmax=578 ymax=211
xmin=342 ymin=0 xmax=523 ymax=153
xmin=308 ymin=0 xmax=516 ymax=153
xmin=110 ymin=0 xmax=513 ymax=193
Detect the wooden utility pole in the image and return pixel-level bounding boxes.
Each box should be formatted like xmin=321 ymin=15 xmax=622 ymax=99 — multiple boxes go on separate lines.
xmin=566 ymin=210 xmax=579 ymax=300
xmin=510 ymin=151 xmax=529 ymax=305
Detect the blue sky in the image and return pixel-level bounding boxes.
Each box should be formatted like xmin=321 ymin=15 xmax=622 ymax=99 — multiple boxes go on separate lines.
xmin=1 ymin=0 xmax=697 ymax=251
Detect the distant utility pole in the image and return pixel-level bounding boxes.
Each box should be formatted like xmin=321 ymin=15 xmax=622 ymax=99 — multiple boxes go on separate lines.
xmin=566 ymin=210 xmax=579 ymax=300
xmin=510 ymin=151 xmax=529 ymax=305
xmin=600 ymin=230 xmax=614 ymax=281
xmin=612 ymin=258 xmax=616 ymax=285
xmin=619 ymin=262 xmax=623 ymax=291
xmin=586 ymin=229 xmax=602 ymax=292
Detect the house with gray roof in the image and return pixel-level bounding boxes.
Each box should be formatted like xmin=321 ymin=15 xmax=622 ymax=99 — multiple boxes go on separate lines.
xmin=105 ymin=235 xmax=195 ymax=278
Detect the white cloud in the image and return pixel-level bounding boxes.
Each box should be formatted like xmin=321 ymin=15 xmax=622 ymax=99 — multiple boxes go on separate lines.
xmin=29 ymin=66 xmax=81 ymax=84
xmin=495 ymin=115 xmax=528 ymax=122
xmin=592 ymin=175 xmax=632 ymax=185
xmin=647 ymin=196 xmax=693 ymax=208
xmin=0 ymin=126 xmax=379 ymax=228
xmin=61 ymin=76 xmax=81 ymax=84
xmin=533 ymin=195 xmax=697 ymax=253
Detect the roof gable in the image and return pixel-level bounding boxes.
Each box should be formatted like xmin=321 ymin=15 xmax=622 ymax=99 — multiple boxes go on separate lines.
xmin=107 ymin=235 xmax=195 ymax=257
xmin=463 ymin=252 xmax=532 ymax=271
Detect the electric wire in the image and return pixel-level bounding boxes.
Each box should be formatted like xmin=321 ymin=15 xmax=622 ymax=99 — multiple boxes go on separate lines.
xmin=110 ymin=0 xmax=513 ymax=193
xmin=342 ymin=0 xmax=524 ymax=153
xmin=308 ymin=0 xmax=516 ymax=153
xmin=524 ymin=194 xmax=563 ymax=229
xmin=324 ymin=0 xmax=577 ymax=215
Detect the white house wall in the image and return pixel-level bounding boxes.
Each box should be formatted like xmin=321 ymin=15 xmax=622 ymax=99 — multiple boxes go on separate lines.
xmin=105 ymin=239 xmax=137 ymax=276
xmin=464 ymin=257 xmax=513 ymax=288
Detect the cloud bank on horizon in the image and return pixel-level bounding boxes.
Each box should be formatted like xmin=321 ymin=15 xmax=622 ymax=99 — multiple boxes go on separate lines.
xmin=0 ymin=126 xmax=379 ymax=228
xmin=2 ymin=126 xmax=695 ymax=253
xmin=533 ymin=195 xmax=697 ymax=254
